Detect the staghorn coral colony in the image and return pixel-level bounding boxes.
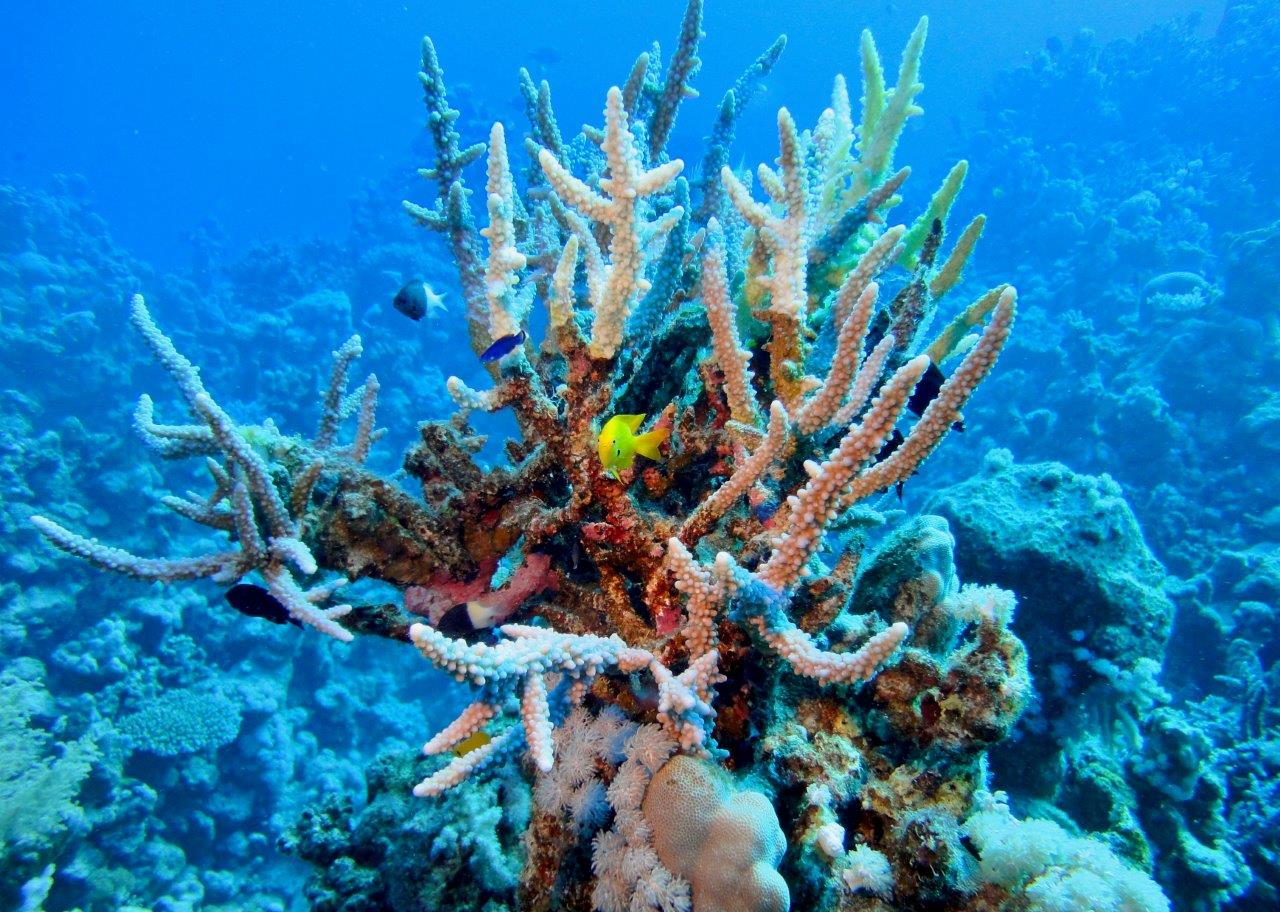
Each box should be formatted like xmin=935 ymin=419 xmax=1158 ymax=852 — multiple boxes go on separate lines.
xmin=29 ymin=3 xmax=1173 ymax=911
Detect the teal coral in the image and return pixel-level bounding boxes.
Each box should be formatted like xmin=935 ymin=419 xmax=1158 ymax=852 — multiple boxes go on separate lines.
xmin=116 ymin=688 xmax=242 ymax=757
xmin=0 ymin=669 xmax=96 ymax=904
xmin=927 ymin=450 xmax=1173 ymax=738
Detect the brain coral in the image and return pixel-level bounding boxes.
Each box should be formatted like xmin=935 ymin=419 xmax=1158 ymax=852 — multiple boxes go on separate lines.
xmin=117 ymin=688 xmax=242 ymax=756
xmin=642 ymin=755 xmax=788 ymax=912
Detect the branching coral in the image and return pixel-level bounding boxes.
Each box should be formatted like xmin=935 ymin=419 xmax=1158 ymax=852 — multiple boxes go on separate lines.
xmin=25 ymin=5 xmax=1174 ymax=912
xmin=32 ymin=295 xmax=372 ymax=641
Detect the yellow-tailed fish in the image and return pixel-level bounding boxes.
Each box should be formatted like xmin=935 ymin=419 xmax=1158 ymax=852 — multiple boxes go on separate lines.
xmin=452 ymin=731 xmax=492 ymax=757
xmin=598 ymin=414 xmax=669 ymax=479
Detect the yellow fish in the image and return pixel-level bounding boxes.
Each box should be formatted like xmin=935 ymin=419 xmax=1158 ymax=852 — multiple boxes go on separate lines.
xmin=598 ymin=414 xmax=669 ymax=479
xmin=452 ymin=731 xmax=492 ymax=757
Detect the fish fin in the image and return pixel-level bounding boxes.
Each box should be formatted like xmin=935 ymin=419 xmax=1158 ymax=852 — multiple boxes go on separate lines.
xmin=618 ymin=414 xmax=646 ymax=432
xmin=632 ymin=427 xmax=669 ymax=461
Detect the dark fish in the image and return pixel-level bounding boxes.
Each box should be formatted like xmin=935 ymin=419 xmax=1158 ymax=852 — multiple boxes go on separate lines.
xmin=874 ymin=428 xmax=908 ymax=500
xmin=225 ymin=583 xmax=302 ymax=628
xmin=435 ymin=603 xmax=475 ymax=636
xmin=480 ymin=329 xmax=527 ymax=362
xmin=908 ymin=359 xmax=964 ymax=431
xmin=527 ymin=46 xmax=562 ymax=68
xmin=435 ymin=602 xmax=502 ymax=641
xmin=876 ymin=428 xmax=905 ymax=462
xmin=908 ymin=360 xmax=945 ymax=416
xmin=393 ymin=280 xmax=444 ymax=321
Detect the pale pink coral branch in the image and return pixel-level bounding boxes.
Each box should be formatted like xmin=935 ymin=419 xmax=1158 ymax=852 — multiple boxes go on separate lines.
xmin=797 ymin=281 xmax=879 ymax=434
xmin=750 ymin=618 xmax=908 ymax=684
xmin=701 ymin=219 xmax=762 ymax=426
xmin=759 ymin=355 xmax=928 ymax=591
xmin=679 ymin=400 xmax=789 ymax=544
xmin=423 ymin=700 xmax=497 ymax=755
xmin=839 ymin=287 xmax=1017 ymax=509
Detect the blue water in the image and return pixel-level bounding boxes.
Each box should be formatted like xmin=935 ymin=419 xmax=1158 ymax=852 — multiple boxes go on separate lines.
xmin=1 ymin=0 xmax=1226 ymax=266
xmin=2 ymin=1 xmax=1277 ymax=910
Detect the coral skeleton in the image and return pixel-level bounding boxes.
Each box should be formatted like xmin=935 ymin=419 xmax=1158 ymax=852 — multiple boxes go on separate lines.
xmin=29 ymin=4 xmax=1172 ymax=911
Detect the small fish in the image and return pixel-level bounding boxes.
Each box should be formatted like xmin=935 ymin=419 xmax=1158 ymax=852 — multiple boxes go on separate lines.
xmin=874 ymin=428 xmax=908 ymax=500
xmin=393 ymin=280 xmax=445 ymax=321
xmin=908 ymin=359 xmax=964 ymax=431
xmin=752 ymin=499 xmax=779 ymax=523
xmin=908 ymin=360 xmax=945 ymax=416
xmin=598 ymin=414 xmax=669 ymax=479
xmin=225 ymin=583 xmax=302 ymax=628
xmin=480 ymin=329 xmax=527 ymax=362
xmin=876 ymin=427 xmax=905 ymax=463
xmin=529 ymin=46 xmax=562 ymax=67
xmin=452 ymin=730 xmax=492 ymax=757
xmin=435 ymin=600 xmax=506 ymax=637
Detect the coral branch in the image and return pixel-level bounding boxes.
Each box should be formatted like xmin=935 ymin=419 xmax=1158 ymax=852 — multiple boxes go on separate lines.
xmin=843 ymin=287 xmax=1016 ymax=505
xmin=679 ymin=400 xmax=789 ymax=544
xmin=700 ymin=219 xmax=762 ymax=425
xmin=480 ymin=122 xmax=529 ymax=341
xmin=796 ymin=281 xmax=879 ymax=435
xmin=760 ymin=356 xmax=928 ymax=591
xmin=648 ymin=0 xmax=704 ymax=158
xmin=423 ymin=701 xmax=498 ymax=755
xmin=539 ymin=87 xmax=684 ymax=359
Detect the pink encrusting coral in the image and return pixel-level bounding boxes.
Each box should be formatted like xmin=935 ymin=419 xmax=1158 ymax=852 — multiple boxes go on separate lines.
xmin=405 ymin=552 xmax=558 ymax=629
xmin=30 ymin=2 xmax=1174 ymax=911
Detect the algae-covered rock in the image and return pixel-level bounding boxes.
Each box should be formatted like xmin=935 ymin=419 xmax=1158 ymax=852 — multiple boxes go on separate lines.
xmin=927 ymin=449 xmax=1176 ymax=812
xmin=283 ymin=749 xmax=530 ymax=912
xmin=927 ymin=449 xmax=1172 ymax=697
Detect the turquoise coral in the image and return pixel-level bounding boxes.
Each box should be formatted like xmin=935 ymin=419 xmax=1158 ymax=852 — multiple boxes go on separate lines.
xmin=0 ymin=670 xmax=96 ymax=903
xmin=116 ymin=688 xmax=243 ymax=757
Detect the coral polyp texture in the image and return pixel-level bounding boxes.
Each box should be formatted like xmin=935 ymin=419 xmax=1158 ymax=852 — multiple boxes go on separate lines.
xmin=31 ymin=4 xmax=1174 ymax=911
